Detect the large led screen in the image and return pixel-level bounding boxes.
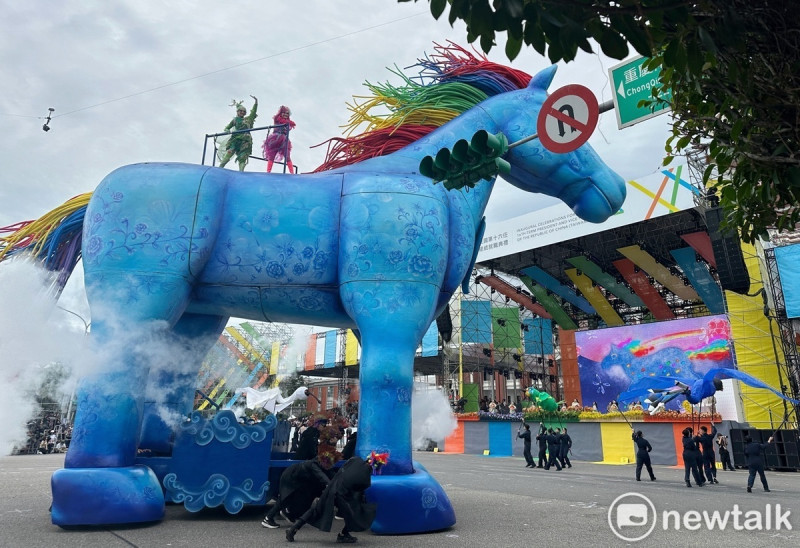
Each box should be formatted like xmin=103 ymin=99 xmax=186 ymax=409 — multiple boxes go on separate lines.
xmin=576 ymin=315 xmax=734 ymax=411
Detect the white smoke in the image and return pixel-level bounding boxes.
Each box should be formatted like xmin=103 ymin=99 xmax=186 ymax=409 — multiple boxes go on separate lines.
xmin=411 ymin=385 xmax=457 ymax=450
xmin=0 ymin=258 xmax=223 ymax=456
xmin=0 ymin=260 xmax=87 ymax=455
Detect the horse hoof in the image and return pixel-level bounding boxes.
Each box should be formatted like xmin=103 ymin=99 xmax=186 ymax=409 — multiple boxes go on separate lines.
xmin=51 ymin=466 xmax=164 ymax=526
xmin=366 ymin=462 xmax=455 ymax=534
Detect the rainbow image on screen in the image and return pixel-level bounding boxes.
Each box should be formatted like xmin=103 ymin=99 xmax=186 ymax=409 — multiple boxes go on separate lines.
xmin=575 ymin=315 xmax=734 ymax=410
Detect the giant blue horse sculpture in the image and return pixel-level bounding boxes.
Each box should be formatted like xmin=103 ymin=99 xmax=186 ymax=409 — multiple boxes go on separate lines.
xmin=1 ymin=61 xmax=625 ymax=533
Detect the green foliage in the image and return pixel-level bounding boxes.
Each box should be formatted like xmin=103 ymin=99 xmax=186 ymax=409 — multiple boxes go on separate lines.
xmin=401 ymin=0 xmax=800 ymax=241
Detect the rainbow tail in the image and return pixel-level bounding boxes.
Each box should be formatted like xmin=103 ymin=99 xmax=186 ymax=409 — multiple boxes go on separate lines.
xmin=0 ymin=193 xmax=92 ymax=295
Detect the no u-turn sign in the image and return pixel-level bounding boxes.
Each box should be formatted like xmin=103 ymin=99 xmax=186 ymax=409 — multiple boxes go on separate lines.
xmin=536 ymin=84 xmax=599 ymax=154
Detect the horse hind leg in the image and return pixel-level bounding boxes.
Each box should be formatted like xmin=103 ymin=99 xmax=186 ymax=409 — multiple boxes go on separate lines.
xmin=51 ymin=272 xmax=197 ymax=527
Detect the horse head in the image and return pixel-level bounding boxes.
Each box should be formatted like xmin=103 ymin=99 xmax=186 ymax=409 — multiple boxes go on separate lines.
xmin=486 ymin=65 xmax=626 ymax=223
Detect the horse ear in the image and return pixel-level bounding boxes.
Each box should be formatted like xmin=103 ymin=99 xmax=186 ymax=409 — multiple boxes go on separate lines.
xmin=527 ymin=65 xmax=558 ymax=91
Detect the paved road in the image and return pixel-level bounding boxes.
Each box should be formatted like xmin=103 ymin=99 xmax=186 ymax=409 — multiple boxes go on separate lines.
xmin=1 ymin=452 xmax=798 ymax=546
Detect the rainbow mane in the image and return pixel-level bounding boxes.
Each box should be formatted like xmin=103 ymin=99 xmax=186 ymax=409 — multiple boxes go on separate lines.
xmin=313 ymin=42 xmax=532 ymax=172
xmin=0 ymin=193 xmax=90 ymax=293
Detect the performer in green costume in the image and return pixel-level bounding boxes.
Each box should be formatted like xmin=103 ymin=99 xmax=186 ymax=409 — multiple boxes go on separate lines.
xmin=219 ymin=95 xmax=258 ymax=171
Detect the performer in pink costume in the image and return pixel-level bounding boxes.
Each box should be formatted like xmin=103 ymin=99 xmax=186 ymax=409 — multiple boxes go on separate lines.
xmin=262 ymin=105 xmax=296 ymax=173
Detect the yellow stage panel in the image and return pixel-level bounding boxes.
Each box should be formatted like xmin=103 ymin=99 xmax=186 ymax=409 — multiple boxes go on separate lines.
xmin=599 ymin=422 xmax=636 ymax=464
xmin=726 ymin=242 xmax=786 ymax=428
xmin=270 ymin=341 xmax=280 ymax=376
xmin=566 ymin=268 xmax=624 ymax=326
xmin=345 ymin=330 xmax=359 ymax=365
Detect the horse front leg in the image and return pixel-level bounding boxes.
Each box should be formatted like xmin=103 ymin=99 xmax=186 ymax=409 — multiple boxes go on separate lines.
xmin=343 ymin=281 xmax=435 ymax=475
xmin=341 ymin=279 xmax=456 ymax=534
xmin=339 ymin=185 xmax=460 ymax=533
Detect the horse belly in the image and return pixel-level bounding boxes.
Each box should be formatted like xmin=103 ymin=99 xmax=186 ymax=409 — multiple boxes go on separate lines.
xmin=187 ymin=284 xmax=354 ymax=327
xmin=197 ymin=173 xmax=342 ymax=287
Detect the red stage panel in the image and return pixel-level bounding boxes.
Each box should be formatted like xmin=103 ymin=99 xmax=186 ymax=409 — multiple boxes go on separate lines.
xmin=444 ymin=421 xmax=465 ymax=453
xmin=613 ymin=258 xmax=675 ymax=320
xmin=476 ymin=274 xmax=551 ymax=318
xmin=304 ymin=333 xmax=317 ymax=370
xmin=680 ymin=231 xmax=716 ymax=268
xmin=559 ymin=329 xmax=581 ymax=405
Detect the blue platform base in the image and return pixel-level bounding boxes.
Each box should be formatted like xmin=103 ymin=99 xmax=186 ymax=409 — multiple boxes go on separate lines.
xmin=366 ymin=462 xmax=455 ymax=534
xmin=51 ymin=466 xmax=165 ymax=526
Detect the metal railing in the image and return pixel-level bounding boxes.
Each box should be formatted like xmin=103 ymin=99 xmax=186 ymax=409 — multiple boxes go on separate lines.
xmin=201 ymin=123 xmax=296 ymax=174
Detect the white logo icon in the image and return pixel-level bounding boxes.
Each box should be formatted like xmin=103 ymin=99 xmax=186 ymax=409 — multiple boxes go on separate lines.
xmin=608 ymin=493 xmax=657 ymax=542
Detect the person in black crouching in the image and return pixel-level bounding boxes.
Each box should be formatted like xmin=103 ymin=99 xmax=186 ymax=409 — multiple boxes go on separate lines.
xmin=261 ymin=456 xmax=332 ymax=529
xmin=286 ymin=456 xmax=377 ymax=544
xmin=631 ymin=428 xmax=656 ymax=482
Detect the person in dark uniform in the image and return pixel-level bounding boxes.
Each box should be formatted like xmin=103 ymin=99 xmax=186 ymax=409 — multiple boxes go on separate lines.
xmin=286 ymin=456 xmax=377 ymax=543
xmin=697 ymin=424 xmax=719 ymax=484
xmin=559 ymin=427 xmax=572 ymax=468
xmin=681 ymin=427 xmax=705 ymax=487
xmin=294 ymin=418 xmax=323 ymax=460
xmin=716 ymin=433 xmax=735 ymax=471
xmin=744 ymin=434 xmax=774 ymax=492
xmin=545 ymin=428 xmax=562 ymax=470
xmin=261 ymin=456 xmax=333 ymax=528
xmin=518 ymin=423 xmax=535 ymax=467
xmin=341 ymin=430 xmax=357 ymax=460
xmin=535 ymin=424 xmax=547 ymax=468
xmin=631 ymin=429 xmax=656 ymax=481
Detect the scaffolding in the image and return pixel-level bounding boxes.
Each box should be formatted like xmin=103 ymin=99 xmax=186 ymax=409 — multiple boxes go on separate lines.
xmin=764 ymin=247 xmax=800 ymax=419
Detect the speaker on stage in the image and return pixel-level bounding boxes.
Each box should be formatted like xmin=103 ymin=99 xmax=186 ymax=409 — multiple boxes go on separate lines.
xmin=705 ymin=207 xmax=750 ymax=295
xmin=729 ymin=428 xmax=747 ymax=468
xmin=436 ymin=305 xmax=453 ymax=343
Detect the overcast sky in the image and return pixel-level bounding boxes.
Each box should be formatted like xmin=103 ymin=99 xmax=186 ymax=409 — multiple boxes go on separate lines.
xmin=0 ymin=1 xmax=672 ymax=231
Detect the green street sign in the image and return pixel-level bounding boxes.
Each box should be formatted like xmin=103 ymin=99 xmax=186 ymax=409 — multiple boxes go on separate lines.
xmin=608 ymin=55 xmax=672 ymax=129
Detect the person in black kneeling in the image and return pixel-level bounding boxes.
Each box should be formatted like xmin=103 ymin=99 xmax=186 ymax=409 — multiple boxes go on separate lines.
xmin=535 ymin=424 xmax=547 ymax=468
xmin=261 ymin=456 xmax=333 ymax=529
xmin=286 ymin=456 xmax=377 ymax=543
xmin=545 ymin=428 xmax=562 ymax=470
xmin=518 ymin=423 xmax=535 ymax=468
xmin=631 ymin=428 xmax=656 ymax=481
xmin=697 ymin=424 xmax=718 ymax=484
xmin=681 ymin=427 xmax=705 ymax=487
xmin=744 ymin=434 xmax=774 ymax=493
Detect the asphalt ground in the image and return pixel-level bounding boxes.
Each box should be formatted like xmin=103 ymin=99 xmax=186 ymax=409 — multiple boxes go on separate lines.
xmin=1 ymin=452 xmax=799 ymax=547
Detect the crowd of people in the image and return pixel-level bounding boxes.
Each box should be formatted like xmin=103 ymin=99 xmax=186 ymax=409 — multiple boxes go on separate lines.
xmin=479 ymin=395 xmax=522 ymax=414
xmin=14 ymin=408 xmax=72 ymax=455
xmin=517 ymin=423 xmax=573 ymax=471
xmin=632 ymin=423 xmax=774 ymax=493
